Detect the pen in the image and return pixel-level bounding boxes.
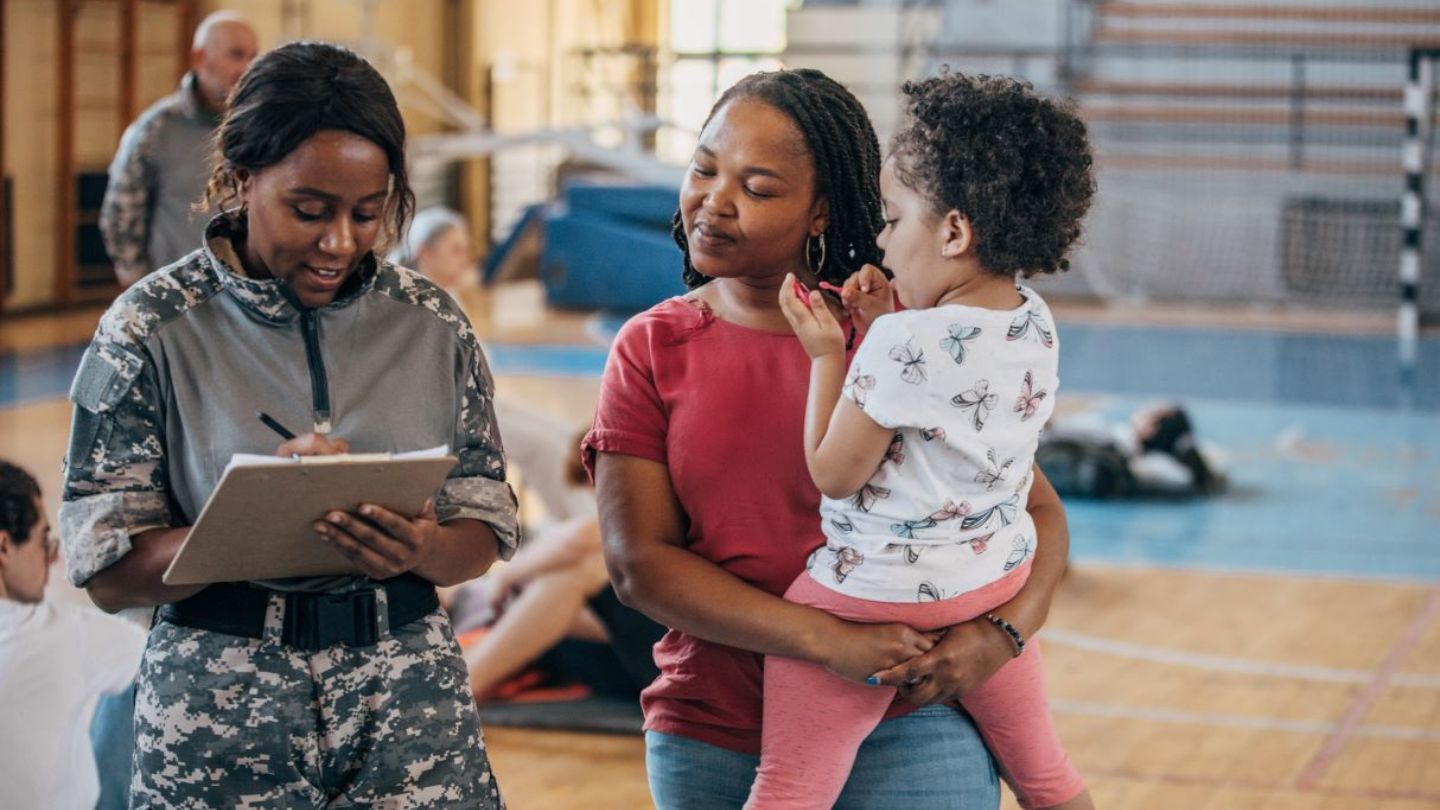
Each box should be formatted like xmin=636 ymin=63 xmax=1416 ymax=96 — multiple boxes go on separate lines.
xmin=256 ymin=411 xmax=297 ymax=441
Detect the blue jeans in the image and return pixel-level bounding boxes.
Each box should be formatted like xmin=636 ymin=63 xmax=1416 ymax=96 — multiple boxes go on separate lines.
xmin=90 ymin=681 xmax=137 ymax=810
xmin=646 ymin=704 xmax=1000 ymax=809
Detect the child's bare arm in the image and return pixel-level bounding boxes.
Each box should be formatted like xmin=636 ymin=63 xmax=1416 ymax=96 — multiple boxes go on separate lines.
xmin=778 ymin=274 xmax=894 ymax=498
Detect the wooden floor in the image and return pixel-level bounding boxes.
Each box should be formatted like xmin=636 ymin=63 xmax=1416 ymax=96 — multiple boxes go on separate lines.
xmin=4 ymin=286 xmax=1438 ymax=809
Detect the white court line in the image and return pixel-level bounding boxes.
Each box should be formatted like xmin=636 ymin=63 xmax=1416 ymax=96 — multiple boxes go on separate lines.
xmin=1051 ymin=699 xmax=1440 ymax=741
xmin=1044 ymin=629 xmax=1440 ymax=689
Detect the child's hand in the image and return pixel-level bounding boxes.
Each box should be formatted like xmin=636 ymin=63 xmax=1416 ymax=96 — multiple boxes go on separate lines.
xmin=821 ymin=619 xmax=937 ymax=684
xmin=839 ymin=264 xmax=894 ymax=332
xmin=778 ymin=273 xmax=847 ymax=359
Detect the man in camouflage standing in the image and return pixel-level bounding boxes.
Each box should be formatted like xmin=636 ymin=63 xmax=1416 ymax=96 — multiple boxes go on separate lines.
xmin=100 ymin=11 xmax=258 ymax=287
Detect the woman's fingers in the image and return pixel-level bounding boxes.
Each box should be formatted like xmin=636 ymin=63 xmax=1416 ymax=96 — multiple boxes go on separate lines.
xmin=277 ymin=432 xmax=349 ymax=457
xmin=318 ymin=511 xmax=408 ymax=565
xmin=315 ymin=520 xmax=403 ymax=577
xmin=354 ymin=504 xmax=419 ymax=549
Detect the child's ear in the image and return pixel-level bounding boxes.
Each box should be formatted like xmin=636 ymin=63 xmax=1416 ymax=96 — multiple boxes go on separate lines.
xmin=0 ymin=530 xmax=11 ymax=566
xmin=941 ymin=210 xmax=973 ymax=259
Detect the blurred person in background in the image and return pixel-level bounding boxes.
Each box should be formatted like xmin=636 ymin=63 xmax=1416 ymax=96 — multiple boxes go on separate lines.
xmin=100 ymin=10 xmax=259 ymax=287
xmin=390 ymin=206 xmax=476 ymax=298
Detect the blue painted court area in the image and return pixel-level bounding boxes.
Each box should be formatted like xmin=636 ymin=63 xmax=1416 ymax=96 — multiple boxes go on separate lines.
xmin=0 ymin=343 xmax=87 ymax=409
xmin=1061 ymin=395 xmax=1440 ymax=580
xmin=4 ymin=321 xmax=1437 ymax=580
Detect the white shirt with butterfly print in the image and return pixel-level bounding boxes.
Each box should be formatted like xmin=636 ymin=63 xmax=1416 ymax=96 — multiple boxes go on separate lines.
xmin=807 ymin=286 xmax=1060 ymax=603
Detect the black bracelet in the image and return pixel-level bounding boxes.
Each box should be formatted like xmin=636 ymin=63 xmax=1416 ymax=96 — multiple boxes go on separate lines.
xmin=983 ymin=613 xmax=1025 ymax=658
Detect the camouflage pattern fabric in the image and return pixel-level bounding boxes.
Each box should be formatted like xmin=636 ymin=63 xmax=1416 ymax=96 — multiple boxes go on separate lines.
xmin=133 ymin=601 xmax=504 ymax=808
xmin=60 ymin=214 xmax=519 ymax=591
xmin=100 ymin=72 xmax=219 ymax=284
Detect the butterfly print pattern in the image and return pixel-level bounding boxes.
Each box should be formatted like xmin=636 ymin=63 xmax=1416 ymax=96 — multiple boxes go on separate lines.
xmin=951 ymin=379 xmax=997 ymax=431
xmin=1014 ymin=370 xmax=1048 ymax=421
xmin=966 ymin=533 xmax=994 ymax=555
xmin=974 ymin=448 xmax=1015 ymax=491
xmin=845 ymin=365 xmax=876 ymax=409
xmin=883 ymin=432 xmax=906 ymax=466
xmin=918 ymin=581 xmax=944 ymax=602
xmin=852 ymin=483 xmax=892 ymax=513
xmin=940 ymin=324 xmax=982 ymax=365
xmin=889 ymin=339 xmax=927 ymax=385
xmin=889 ymin=501 xmax=969 ymax=540
xmin=918 ymin=426 xmax=946 ymax=442
xmin=1004 ymin=536 xmax=1036 ymax=571
xmin=960 ymin=494 xmax=1020 ymax=531
xmin=832 ymin=546 xmax=865 ymax=583
xmin=1006 ymin=309 xmax=1055 ymax=348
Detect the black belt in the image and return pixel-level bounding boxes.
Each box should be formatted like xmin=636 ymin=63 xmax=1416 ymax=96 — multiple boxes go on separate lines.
xmin=159 ymin=574 xmax=439 ymax=651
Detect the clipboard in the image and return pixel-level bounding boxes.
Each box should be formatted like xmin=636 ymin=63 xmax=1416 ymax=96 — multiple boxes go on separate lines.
xmin=162 ymin=454 xmax=458 ymax=585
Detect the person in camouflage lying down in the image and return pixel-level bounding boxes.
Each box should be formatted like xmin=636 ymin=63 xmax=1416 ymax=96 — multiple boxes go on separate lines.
xmin=61 ymin=42 xmax=518 ymax=808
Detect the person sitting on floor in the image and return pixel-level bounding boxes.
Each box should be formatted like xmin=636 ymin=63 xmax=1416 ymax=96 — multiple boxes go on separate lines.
xmin=0 ymin=460 xmax=147 ymax=810
xmin=450 ymin=419 xmax=665 ymax=702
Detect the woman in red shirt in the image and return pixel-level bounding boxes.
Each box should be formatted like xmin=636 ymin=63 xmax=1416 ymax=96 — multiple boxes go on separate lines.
xmin=586 ymin=68 xmax=1072 ymax=809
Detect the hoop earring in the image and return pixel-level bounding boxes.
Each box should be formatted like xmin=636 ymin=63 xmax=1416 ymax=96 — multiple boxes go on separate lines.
xmin=808 ymin=233 xmax=827 ymax=276
xmin=220 ymin=198 xmax=247 ymax=219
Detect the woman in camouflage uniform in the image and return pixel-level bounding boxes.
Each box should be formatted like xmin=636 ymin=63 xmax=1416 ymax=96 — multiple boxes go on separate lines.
xmin=60 ymin=42 xmax=516 ymax=808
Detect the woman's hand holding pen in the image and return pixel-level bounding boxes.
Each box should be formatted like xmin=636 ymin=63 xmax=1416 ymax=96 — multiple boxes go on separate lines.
xmin=275 ymin=432 xmax=350 ymax=457
xmin=315 ymin=499 xmax=440 ymax=581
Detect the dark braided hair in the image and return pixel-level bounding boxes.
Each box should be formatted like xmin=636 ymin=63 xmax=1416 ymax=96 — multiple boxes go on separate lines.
xmin=0 ymin=460 xmax=41 ymax=546
xmin=890 ymin=70 xmax=1096 ymax=278
xmin=673 ymin=69 xmax=885 ymax=290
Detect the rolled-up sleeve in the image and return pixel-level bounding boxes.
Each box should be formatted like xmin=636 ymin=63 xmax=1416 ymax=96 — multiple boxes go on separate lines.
xmin=437 ymin=339 xmax=519 ymax=560
xmin=60 ymin=338 xmax=173 ymax=586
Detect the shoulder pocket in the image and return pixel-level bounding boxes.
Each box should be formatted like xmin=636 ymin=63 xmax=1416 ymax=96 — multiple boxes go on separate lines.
xmin=70 ymin=342 xmax=146 ymax=414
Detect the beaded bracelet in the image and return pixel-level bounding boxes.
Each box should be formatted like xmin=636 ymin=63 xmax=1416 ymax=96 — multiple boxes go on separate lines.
xmin=983 ymin=613 xmax=1026 ymax=658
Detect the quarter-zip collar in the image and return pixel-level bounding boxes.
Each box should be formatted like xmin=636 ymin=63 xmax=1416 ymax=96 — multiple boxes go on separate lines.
xmin=201 ymin=214 xmax=379 ymax=326
xmin=202 ymin=214 xmax=375 ymax=435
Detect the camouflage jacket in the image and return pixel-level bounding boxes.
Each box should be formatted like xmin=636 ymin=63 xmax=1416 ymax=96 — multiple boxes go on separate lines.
xmin=99 ymin=73 xmax=219 ymax=283
xmin=60 ymin=215 xmax=519 ymax=590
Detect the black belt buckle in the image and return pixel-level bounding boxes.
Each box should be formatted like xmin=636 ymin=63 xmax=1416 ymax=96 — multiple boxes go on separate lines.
xmin=283 ymin=588 xmax=381 ymax=651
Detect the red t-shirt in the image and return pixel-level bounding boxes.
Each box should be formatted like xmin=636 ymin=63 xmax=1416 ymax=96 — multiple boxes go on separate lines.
xmin=584 ymin=296 xmax=908 ymax=754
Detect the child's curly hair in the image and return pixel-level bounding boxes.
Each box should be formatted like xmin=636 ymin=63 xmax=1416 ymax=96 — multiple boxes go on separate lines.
xmin=890 ymin=71 xmax=1096 ymax=278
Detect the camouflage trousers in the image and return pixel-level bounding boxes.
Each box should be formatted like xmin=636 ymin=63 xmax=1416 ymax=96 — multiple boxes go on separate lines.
xmin=131 ymin=598 xmax=503 ymax=809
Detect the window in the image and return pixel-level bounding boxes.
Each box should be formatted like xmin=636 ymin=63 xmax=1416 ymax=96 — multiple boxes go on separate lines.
xmin=658 ymin=0 xmax=795 ymax=161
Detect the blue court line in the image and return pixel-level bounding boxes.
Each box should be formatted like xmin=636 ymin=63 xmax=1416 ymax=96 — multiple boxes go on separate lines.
xmin=484 ymin=344 xmax=610 ymax=378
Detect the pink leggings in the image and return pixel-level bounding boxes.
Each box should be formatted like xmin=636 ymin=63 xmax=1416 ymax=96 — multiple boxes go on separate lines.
xmin=747 ymin=566 xmax=1084 ymax=809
